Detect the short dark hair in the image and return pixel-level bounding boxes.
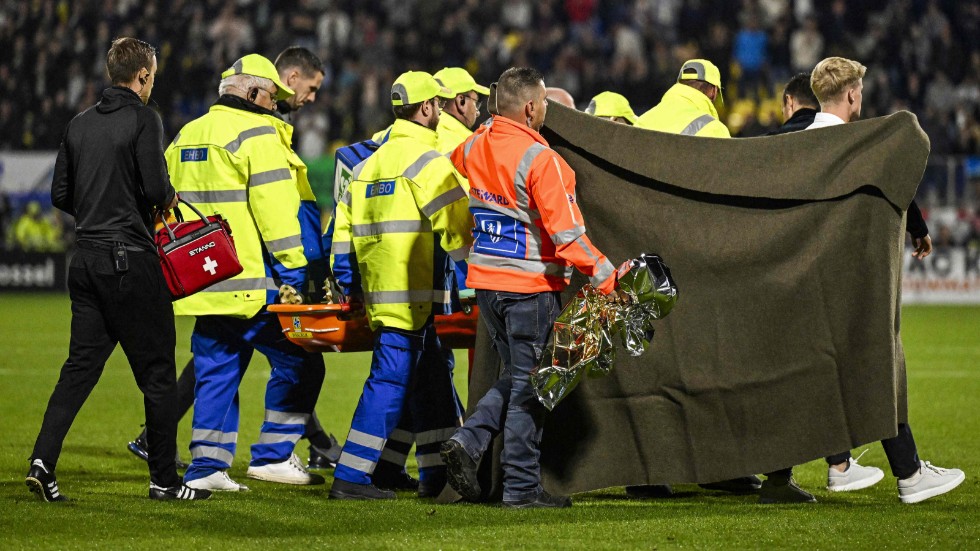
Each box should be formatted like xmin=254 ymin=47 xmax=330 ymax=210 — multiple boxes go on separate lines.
xmin=783 ymin=72 xmax=818 ymax=107
xmin=106 ymin=37 xmax=155 ymax=85
xmin=393 ymin=101 xmax=424 ymax=120
xmin=680 ymin=79 xmax=716 ymax=96
xmin=274 ymin=46 xmax=324 ymax=77
xmin=495 ymin=67 xmax=544 ymax=114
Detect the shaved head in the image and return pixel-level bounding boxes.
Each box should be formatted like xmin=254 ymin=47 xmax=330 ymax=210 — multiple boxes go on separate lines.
xmin=546 ymin=87 xmax=575 ymax=109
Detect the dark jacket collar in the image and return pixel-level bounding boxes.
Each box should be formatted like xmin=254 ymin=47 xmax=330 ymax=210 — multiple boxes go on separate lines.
xmin=215 ymin=94 xmax=278 ymax=117
xmin=96 ymin=86 xmax=144 ymax=114
xmin=767 ymin=107 xmax=818 ymax=135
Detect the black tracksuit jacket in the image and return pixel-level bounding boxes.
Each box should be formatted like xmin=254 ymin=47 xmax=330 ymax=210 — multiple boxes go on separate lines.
xmin=51 ymin=86 xmax=176 ymax=250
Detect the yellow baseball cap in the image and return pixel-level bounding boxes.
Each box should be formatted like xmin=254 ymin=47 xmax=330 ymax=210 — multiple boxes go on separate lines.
xmin=433 ymin=67 xmax=491 ymax=96
xmin=678 ymin=59 xmax=724 ymax=105
xmin=221 ymin=54 xmax=294 ymax=101
xmin=390 ymin=71 xmax=455 ymax=106
xmin=585 ymin=91 xmax=637 ymax=125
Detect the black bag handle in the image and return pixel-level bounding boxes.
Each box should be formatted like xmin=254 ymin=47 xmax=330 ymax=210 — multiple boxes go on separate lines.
xmin=160 ymin=197 xmax=214 ymax=242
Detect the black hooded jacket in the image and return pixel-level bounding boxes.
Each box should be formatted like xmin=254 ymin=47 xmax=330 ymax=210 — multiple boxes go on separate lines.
xmin=51 ymin=86 xmax=176 ymax=250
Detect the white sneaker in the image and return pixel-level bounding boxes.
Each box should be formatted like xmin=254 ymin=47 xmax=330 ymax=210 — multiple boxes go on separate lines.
xmin=185 ymin=470 xmax=250 ymax=492
xmin=827 ymin=455 xmax=885 ymax=492
xmin=246 ymin=453 xmax=326 ymax=485
xmin=898 ymin=461 xmax=965 ymax=504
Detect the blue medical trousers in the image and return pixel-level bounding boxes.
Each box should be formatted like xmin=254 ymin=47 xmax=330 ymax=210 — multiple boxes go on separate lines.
xmin=334 ymin=320 xmax=461 ymax=488
xmin=453 ymin=290 xmax=560 ymax=501
xmin=184 ymin=312 xmax=325 ymax=482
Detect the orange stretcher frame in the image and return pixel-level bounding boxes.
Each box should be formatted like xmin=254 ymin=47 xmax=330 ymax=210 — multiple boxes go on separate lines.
xmin=268 ymin=303 xmax=479 ymax=353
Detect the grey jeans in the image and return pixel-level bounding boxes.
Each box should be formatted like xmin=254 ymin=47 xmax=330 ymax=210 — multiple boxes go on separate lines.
xmin=454 ymin=289 xmax=560 ymax=501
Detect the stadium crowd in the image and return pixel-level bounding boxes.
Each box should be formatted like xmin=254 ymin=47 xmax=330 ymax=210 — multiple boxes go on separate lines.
xmin=0 ymin=0 xmax=979 ymax=155
xmin=1 ymin=0 xmax=979 ymax=252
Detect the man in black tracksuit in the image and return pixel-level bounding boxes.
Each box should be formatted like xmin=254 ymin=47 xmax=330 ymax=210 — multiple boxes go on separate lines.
xmin=26 ymin=37 xmax=209 ymax=502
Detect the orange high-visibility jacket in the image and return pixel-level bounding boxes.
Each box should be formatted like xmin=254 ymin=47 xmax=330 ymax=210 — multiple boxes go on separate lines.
xmin=451 ymin=115 xmax=617 ymax=294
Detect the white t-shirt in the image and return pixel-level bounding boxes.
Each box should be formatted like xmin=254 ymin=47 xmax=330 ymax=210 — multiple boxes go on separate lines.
xmin=805 ymin=112 xmax=846 ymax=129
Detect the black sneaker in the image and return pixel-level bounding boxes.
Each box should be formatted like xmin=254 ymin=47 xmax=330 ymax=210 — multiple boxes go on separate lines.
xmin=308 ymin=434 xmax=342 ymax=470
xmin=127 ymin=436 xmax=188 ymax=469
xmin=25 ymin=459 xmax=67 ymax=502
xmin=699 ymin=475 xmax=763 ymax=494
xmin=329 ymin=478 xmax=396 ymax=500
xmin=149 ymin=483 xmax=212 ymax=501
xmin=440 ymin=439 xmax=481 ymax=502
xmin=503 ymin=490 xmax=572 ymax=509
xmin=625 ymin=484 xmax=674 ymax=499
xmin=127 ymin=436 xmax=149 ymax=462
xmin=372 ymin=469 xmax=420 ymax=491
xmin=758 ymin=477 xmax=817 ymax=504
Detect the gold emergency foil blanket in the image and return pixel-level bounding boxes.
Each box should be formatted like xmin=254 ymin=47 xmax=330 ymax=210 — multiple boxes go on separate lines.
xmin=533 ymin=254 xmax=678 ymax=410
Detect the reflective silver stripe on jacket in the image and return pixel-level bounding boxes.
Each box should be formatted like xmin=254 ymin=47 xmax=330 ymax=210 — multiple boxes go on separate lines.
xmin=352 ymin=220 xmax=430 ymax=237
xmin=265 ymin=410 xmax=309 ymax=426
xmin=551 ymin=226 xmax=586 ymax=245
xmin=403 ymin=150 xmax=443 ymax=181
xmin=468 ymin=252 xmax=568 ymax=278
xmin=590 ymin=259 xmax=617 ymax=287
xmin=331 ymin=240 xmax=352 ymax=254
xmin=352 ymin=158 xmax=369 ymax=180
xmin=513 ymin=143 xmax=548 ymax=214
xmin=364 ymin=289 xmax=452 ymax=304
xmin=420 ymin=186 xmax=467 ymax=218
xmin=680 ymin=114 xmax=717 ymax=136
xmin=191 ymin=429 xmax=238 ymax=445
xmin=178 ymin=190 xmax=246 ymax=203
xmin=225 ymin=126 xmax=276 ymax=153
xmin=339 ymin=188 xmax=352 ymax=207
xmin=200 ymin=277 xmax=277 ymax=293
xmin=249 ymin=168 xmax=292 ymax=187
xmin=346 ymin=429 xmax=386 ymax=451
xmin=445 ymin=244 xmax=469 ymax=262
xmin=265 ymin=234 xmax=303 ymax=254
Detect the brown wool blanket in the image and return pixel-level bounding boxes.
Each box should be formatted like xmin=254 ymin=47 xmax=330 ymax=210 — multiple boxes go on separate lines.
xmin=467 ymin=105 xmax=928 ymax=493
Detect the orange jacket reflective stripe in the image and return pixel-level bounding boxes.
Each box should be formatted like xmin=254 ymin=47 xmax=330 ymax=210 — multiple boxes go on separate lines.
xmin=451 ymin=116 xmax=617 ymax=294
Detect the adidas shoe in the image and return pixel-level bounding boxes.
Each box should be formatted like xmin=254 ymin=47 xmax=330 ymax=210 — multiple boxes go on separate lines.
xmin=827 ymin=455 xmax=885 ymax=492
xmin=25 ymin=459 xmax=67 ymax=502
xmin=185 ymin=470 xmax=250 ymax=492
xmin=149 ymin=483 xmax=212 ymax=501
xmin=246 ymin=453 xmax=325 ymax=485
xmin=127 ymin=435 xmax=189 ymax=469
xmin=898 ymin=461 xmax=965 ymax=504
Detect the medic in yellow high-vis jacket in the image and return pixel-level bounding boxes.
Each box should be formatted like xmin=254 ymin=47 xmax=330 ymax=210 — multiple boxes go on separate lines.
xmin=165 ymin=54 xmax=325 ymax=491
xmin=166 ymin=84 xmax=308 ymax=318
xmin=331 ymin=119 xmax=473 ymax=332
xmin=328 ymin=71 xmax=473 ymax=499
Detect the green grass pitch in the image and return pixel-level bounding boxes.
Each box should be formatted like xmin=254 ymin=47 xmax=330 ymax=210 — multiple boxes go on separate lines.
xmin=0 ymin=294 xmax=977 ymax=549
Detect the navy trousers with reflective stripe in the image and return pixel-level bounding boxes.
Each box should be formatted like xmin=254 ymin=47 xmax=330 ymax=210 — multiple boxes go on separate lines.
xmin=184 ymin=312 xmax=325 ymax=482
xmin=335 ymin=322 xmax=460 ymax=487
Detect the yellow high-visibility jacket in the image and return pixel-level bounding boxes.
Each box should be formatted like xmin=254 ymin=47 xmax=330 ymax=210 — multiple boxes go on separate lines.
xmin=436 ymin=114 xmax=473 ymax=154
xmin=165 ymin=101 xmax=308 ymax=319
xmin=331 ymin=119 xmax=473 ymax=331
xmin=635 ymin=83 xmax=732 ymax=138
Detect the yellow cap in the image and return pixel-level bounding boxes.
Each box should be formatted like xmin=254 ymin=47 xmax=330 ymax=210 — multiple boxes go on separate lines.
xmin=221 ymin=54 xmax=294 ymax=101
xmin=678 ymin=59 xmax=724 ymax=105
xmin=585 ymin=91 xmax=637 ymax=125
xmin=433 ymin=67 xmax=491 ymax=96
xmin=390 ymin=71 xmax=455 ymax=106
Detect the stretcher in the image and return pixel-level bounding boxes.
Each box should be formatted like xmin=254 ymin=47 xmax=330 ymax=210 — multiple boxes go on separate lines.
xmin=269 ymin=302 xmax=479 ymax=353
